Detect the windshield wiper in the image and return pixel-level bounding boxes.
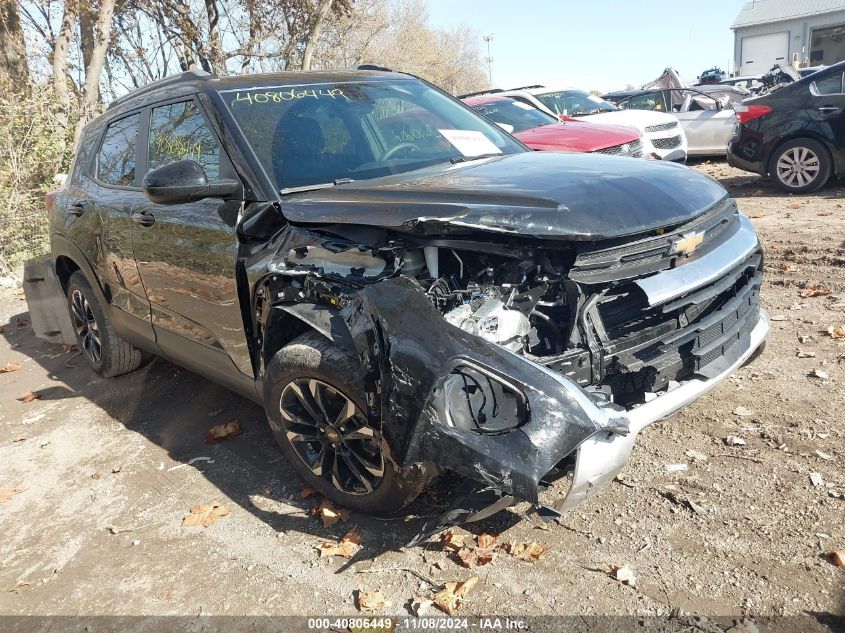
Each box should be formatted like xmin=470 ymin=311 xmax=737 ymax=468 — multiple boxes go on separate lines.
xmin=279 ymin=178 xmax=354 ymax=196
xmin=449 ymin=153 xmax=501 ymax=164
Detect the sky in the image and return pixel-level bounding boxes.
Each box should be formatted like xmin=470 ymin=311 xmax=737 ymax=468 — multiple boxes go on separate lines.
xmin=425 ymin=0 xmax=744 ymax=93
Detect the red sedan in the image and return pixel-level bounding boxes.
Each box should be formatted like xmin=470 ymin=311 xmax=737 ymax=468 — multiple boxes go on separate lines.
xmin=463 ymin=95 xmax=645 ymax=157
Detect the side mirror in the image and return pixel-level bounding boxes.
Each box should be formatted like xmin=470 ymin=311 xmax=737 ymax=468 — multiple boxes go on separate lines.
xmin=142 ymin=160 xmax=239 ymax=205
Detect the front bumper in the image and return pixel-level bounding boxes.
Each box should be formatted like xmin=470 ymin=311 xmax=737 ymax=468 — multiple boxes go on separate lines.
xmin=557 ymin=309 xmax=769 ymax=511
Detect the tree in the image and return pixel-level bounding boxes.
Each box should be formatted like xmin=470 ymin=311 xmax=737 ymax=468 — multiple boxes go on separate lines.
xmin=0 ymin=0 xmax=29 ymax=93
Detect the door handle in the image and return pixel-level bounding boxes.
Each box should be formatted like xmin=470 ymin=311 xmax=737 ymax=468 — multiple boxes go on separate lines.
xmin=818 ymin=106 xmax=841 ymax=113
xmin=131 ymin=210 xmax=155 ymax=227
xmin=68 ymin=201 xmax=88 ymax=216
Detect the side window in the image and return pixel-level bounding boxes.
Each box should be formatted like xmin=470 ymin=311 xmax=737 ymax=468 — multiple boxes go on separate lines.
xmin=622 ymin=92 xmax=662 ymax=111
xmin=148 ymin=100 xmax=221 ymax=179
xmin=813 ymin=72 xmax=844 ymax=96
xmin=97 ymin=114 xmax=140 ymax=186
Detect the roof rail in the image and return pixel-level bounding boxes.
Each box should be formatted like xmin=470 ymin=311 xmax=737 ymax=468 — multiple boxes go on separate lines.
xmin=510 ymin=84 xmax=545 ymax=91
xmin=457 ymin=88 xmax=504 ymax=99
xmin=356 ymin=64 xmax=394 ymax=72
xmin=107 ymin=69 xmax=215 ymax=110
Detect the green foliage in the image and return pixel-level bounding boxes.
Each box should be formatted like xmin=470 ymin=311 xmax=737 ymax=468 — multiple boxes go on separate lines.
xmin=0 ymin=85 xmax=74 ymax=271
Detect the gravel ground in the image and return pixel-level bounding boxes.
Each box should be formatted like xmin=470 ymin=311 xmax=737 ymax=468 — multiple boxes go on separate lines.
xmin=0 ymin=161 xmax=843 ymax=629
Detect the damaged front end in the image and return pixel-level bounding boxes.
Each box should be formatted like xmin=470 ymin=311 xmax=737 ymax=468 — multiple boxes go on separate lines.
xmin=250 ymin=194 xmax=769 ymax=530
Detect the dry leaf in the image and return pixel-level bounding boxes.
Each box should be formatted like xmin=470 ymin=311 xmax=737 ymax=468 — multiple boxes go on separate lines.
xmin=799 ymin=284 xmax=832 ymax=298
xmin=314 ymin=499 xmax=350 ymax=527
xmin=317 ymin=528 xmax=362 ymax=558
xmin=0 ymin=485 xmax=25 ymax=503
xmin=433 ymin=577 xmax=479 ymax=615
xmin=779 ymin=263 xmax=799 ymax=272
xmin=440 ymin=530 xmax=468 ymax=552
xmin=828 ymin=325 xmax=845 ymax=339
xmin=476 ymin=533 xmax=497 ymax=549
xmin=826 ymin=550 xmax=845 ymax=568
xmin=357 ymin=590 xmax=389 ymax=612
xmin=182 ymin=502 xmax=230 ymax=527
xmin=0 ymin=362 xmax=21 ymax=373
xmin=17 ymin=392 xmax=39 ymax=403
xmin=411 ymin=596 xmax=433 ymax=616
xmin=299 ymin=484 xmax=318 ymax=499
xmin=503 ymin=541 xmax=550 ymax=562
xmin=62 ymin=344 xmax=79 ymax=353
xmin=610 ymin=564 xmax=637 ymax=586
xmin=203 ymin=420 xmax=240 ymax=443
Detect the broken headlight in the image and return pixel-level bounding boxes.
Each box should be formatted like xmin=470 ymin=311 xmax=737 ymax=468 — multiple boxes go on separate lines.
xmin=433 ymin=363 xmax=528 ymax=435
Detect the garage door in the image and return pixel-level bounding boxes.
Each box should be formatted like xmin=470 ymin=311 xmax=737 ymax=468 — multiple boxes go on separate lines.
xmin=741 ymin=32 xmax=789 ymax=75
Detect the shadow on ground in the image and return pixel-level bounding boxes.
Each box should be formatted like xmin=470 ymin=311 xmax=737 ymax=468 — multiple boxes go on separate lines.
xmin=1 ymin=308 xmax=521 ymax=567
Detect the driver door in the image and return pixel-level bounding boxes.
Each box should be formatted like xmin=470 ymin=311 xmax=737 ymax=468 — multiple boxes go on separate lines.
xmin=131 ymin=97 xmax=254 ymax=387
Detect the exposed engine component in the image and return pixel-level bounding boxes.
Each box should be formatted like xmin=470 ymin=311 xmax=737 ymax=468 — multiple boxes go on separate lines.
xmin=443 ymin=295 xmax=532 ymax=352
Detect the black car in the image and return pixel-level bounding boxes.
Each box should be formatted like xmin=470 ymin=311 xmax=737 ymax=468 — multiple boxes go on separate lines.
xmin=26 ymin=68 xmax=769 ymax=527
xmin=696 ymin=67 xmax=727 ymax=86
xmin=728 ymin=60 xmax=845 ymax=193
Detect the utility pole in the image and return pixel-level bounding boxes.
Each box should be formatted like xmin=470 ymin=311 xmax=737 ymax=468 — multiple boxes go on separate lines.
xmin=483 ymin=34 xmax=494 ymax=88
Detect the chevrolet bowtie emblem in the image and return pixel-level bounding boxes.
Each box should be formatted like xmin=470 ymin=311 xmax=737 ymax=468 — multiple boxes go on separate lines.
xmin=671 ymin=231 xmax=705 ymax=257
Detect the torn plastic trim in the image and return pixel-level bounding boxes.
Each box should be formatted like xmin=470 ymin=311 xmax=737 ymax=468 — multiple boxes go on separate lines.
xmin=340 ymin=276 xmax=629 ymax=504
xmin=557 ymin=309 xmax=770 ymax=512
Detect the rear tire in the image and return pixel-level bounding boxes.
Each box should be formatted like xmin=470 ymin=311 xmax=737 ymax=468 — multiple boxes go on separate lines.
xmin=66 ymin=271 xmax=144 ymax=377
xmin=769 ymin=138 xmax=832 ymax=193
xmin=265 ymin=332 xmax=432 ymax=515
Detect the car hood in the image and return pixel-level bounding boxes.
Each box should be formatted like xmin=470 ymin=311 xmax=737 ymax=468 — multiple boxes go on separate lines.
xmin=579 ymin=110 xmax=679 ymax=132
xmin=279 ymin=151 xmax=728 ymax=240
xmin=514 ymin=121 xmax=640 ymax=152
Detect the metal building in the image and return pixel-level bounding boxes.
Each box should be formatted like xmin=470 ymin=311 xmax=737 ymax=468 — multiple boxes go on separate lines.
xmin=732 ymin=0 xmax=845 ymax=76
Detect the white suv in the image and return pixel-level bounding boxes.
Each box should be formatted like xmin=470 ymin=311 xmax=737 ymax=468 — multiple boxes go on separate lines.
xmin=498 ymin=86 xmax=688 ymax=162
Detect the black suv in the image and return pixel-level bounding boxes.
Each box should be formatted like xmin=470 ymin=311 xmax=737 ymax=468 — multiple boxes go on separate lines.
xmin=32 ymin=68 xmax=769 ymax=523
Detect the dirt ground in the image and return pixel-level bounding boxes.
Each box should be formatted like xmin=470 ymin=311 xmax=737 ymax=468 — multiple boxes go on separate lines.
xmin=0 ymin=161 xmax=843 ymax=629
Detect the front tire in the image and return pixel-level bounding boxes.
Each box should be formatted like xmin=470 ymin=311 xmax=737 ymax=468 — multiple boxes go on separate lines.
xmin=265 ymin=333 xmax=431 ymax=515
xmin=66 ymin=271 xmax=144 ymax=377
xmin=769 ymin=138 xmax=832 ymax=193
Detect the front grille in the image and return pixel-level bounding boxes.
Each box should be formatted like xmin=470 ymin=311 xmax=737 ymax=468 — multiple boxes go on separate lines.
xmin=569 ymin=198 xmax=738 ymax=284
xmin=593 ymin=252 xmax=762 ymax=404
xmin=593 ymin=138 xmax=643 ymax=158
xmin=651 ymin=135 xmax=683 ymax=150
xmin=645 ymin=121 xmax=678 ymax=133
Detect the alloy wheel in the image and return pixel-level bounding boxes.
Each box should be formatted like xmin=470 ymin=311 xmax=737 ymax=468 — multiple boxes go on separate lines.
xmin=279 ymin=378 xmax=385 ymax=495
xmin=775 ymin=146 xmax=820 ymax=189
xmin=70 ymin=289 xmax=102 ymax=364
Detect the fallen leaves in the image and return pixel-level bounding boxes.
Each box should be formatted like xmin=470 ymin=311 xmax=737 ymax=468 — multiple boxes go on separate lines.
xmin=182 ymin=502 xmax=230 ymax=527
xmin=299 ymin=484 xmax=318 ymax=499
xmin=455 ymin=533 xmax=497 ymax=568
xmin=317 ymin=528 xmax=362 ymax=559
xmin=433 ymin=576 xmax=478 ymax=615
xmin=16 ymin=392 xmax=39 ymax=403
xmin=826 ymin=549 xmax=845 ymax=569
xmin=0 ymin=362 xmax=21 ymax=373
xmin=203 ymin=420 xmax=240 ymax=443
xmin=0 ymin=485 xmax=25 ymax=503
xmin=503 ymin=541 xmax=550 ymax=563
xmin=313 ymin=498 xmax=350 ymax=528
xmin=828 ymin=325 xmax=845 ymax=339
xmin=799 ymin=284 xmax=832 ymax=298
xmin=357 ymin=590 xmax=389 ymax=612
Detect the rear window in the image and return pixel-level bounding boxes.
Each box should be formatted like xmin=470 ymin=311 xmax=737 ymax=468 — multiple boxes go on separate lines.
xmin=97 ymin=114 xmax=140 ymax=186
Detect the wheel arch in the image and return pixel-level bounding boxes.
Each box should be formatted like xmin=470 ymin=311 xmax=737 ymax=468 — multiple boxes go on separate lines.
xmin=261 ymin=303 xmax=357 ymax=371
xmin=51 ymin=236 xmax=109 ymax=306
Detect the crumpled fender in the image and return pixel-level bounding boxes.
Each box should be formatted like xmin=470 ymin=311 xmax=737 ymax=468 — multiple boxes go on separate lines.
xmin=340 ymin=276 xmax=628 ymax=503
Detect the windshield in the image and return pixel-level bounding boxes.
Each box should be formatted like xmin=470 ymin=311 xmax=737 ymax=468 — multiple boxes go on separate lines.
xmin=468 ymin=98 xmax=558 ymax=133
xmin=222 ymin=80 xmax=524 ymax=191
xmin=535 ymin=90 xmax=618 ymax=117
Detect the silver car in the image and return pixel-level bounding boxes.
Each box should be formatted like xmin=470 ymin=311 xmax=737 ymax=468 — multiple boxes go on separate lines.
xmin=614 ymin=86 xmax=746 ymax=156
